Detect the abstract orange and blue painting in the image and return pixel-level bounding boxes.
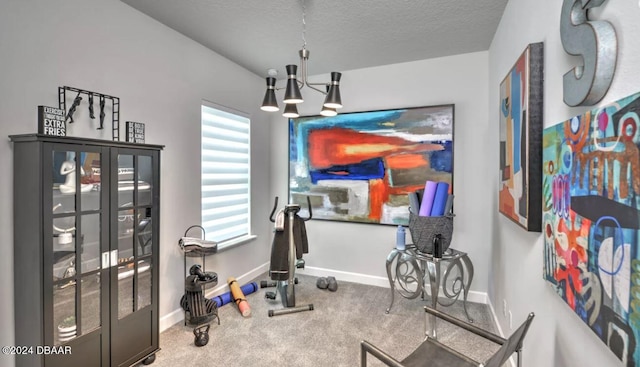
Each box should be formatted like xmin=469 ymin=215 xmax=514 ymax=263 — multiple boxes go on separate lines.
xmin=289 ymin=105 xmax=454 ymax=225
xmin=543 ymin=91 xmax=640 ymax=366
xmin=499 ymin=43 xmax=543 ymax=232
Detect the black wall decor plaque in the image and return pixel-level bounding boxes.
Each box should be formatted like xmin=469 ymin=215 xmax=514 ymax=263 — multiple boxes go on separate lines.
xmin=37 ymin=106 xmax=66 ymax=136
xmin=126 ymin=121 xmax=145 ymax=143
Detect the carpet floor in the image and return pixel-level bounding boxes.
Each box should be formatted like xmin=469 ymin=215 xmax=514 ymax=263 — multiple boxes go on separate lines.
xmin=150 ymin=273 xmax=499 ymax=367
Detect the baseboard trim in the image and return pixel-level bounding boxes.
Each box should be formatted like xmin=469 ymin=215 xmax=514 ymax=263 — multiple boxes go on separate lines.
xmin=488 ymin=298 xmax=515 ymax=367
xmin=488 ymin=298 xmax=505 ymax=337
xmin=298 ymin=266 xmax=390 ymax=288
xmin=159 ymin=262 xmax=270 ymax=332
xmin=298 ymin=266 xmax=489 ymax=305
xmin=159 ymin=308 xmax=184 ymax=332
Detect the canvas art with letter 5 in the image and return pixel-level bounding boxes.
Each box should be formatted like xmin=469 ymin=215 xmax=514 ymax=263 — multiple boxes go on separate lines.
xmin=543 ymin=91 xmax=640 ymax=366
xmin=499 ymin=42 xmax=544 ymax=232
xmin=289 ymin=105 xmax=454 ymax=225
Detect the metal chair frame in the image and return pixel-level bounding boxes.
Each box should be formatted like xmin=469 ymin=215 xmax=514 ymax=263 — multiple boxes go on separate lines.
xmin=361 ymin=306 xmax=535 ymax=367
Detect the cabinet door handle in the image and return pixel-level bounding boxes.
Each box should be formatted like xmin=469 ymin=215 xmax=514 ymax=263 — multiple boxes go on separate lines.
xmin=110 ymin=250 xmax=118 ymax=268
xmin=101 ymin=252 xmax=110 ymax=269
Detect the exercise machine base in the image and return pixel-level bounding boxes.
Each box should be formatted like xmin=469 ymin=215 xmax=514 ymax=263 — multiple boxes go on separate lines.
xmin=268 ymin=304 xmax=314 ymax=317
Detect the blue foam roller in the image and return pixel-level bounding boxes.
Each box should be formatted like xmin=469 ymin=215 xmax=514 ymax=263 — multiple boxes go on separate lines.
xmin=211 ymin=282 xmax=259 ymax=308
xmin=211 ymin=292 xmax=233 ymax=308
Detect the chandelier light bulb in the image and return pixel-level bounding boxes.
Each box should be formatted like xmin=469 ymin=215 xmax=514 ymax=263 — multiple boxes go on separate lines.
xmin=283 ymin=103 xmax=300 ymax=118
xmin=320 ymin=106 xmax=337 ymax=117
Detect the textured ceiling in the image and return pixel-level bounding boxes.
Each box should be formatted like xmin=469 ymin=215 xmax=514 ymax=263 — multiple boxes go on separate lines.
xmin=121 ymin=0 xmax=508 ymax=78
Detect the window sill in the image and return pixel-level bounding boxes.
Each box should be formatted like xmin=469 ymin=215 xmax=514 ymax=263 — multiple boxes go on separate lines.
xmin=217 ymin=234 xmax=257 ymax=252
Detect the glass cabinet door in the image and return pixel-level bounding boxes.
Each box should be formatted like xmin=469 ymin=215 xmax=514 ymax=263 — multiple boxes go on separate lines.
xmin=51 ymin=148 xmax=105 ymax=346
xmin=136 ymin=155 xmax=154 ymax=311
xmin=115 ymin=152 xmax=155 ymax=319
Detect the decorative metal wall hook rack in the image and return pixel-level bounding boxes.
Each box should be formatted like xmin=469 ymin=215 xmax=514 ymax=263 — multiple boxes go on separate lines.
xmin=58 ymin=86 xmax=121 ymax=141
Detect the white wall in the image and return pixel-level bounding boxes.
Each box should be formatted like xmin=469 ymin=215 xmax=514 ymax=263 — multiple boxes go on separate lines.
xmin=488 ymin=0 xmax=640 ymax=366
xmin=0 ymin=1 xmax=272 ymax=366
xmin=269 ymin=52 xmax=492 ymax=298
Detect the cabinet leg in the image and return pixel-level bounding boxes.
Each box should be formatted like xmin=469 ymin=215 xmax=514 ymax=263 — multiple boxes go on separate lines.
xmin=142 ymin=353 xmax=156 ymax=365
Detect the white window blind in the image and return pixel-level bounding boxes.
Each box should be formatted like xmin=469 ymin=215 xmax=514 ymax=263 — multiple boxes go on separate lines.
xmin=201 ymin=104 xmax=251 ymax=244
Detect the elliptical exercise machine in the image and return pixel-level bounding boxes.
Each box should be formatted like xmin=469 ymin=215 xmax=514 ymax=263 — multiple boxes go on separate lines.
xmin=263 ymin=196 xmax=314 ymax=317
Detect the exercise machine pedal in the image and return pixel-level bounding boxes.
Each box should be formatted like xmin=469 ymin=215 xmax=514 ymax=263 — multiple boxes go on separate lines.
xmin=261 ymin=278 xmax=298 ymax=288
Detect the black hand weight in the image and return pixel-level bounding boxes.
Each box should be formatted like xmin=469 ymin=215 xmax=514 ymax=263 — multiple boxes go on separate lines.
xmin=189 ymin=264 xmax=205 ymax=277
xmin=189 ymin=264 xmax=216 ymax=282
xmin=193 ymin=324 xmax=210 ymax=347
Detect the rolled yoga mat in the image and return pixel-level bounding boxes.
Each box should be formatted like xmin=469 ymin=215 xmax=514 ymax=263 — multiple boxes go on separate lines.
xmin=227 ymin=277 xmax=252 ymax=317
xmin=211 ymin=282 xmax=259 ymax=308
xmin=419 ymin=181 xmax=438 ymax=216
xmin=408 ymin=191 xmax=421 ymax=215
xmin=430 ymin=182 xmax=450 ymax=216
xmin=444 ymin=194 xmax=454 ymax=215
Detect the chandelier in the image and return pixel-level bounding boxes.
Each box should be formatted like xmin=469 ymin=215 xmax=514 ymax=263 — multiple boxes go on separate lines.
xmin=260 ymin=0 xmax=343 ymax=118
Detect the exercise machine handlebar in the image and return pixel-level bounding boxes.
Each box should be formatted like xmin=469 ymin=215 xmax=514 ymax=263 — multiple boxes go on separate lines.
xmin=269 ymin=196 xmax=313 ymax=222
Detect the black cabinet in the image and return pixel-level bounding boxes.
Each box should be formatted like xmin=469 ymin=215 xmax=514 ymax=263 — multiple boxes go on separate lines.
xmin=10 ymin=134 xmax=163 ymax=367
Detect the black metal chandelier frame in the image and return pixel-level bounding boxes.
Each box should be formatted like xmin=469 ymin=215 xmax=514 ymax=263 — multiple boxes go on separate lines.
xmin=260 ymin=0 xmax=343 ymax=118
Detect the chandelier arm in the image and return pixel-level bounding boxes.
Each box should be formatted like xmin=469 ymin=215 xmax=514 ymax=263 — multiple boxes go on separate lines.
xmin=306 ymin=81 xmax=331 ymax=87
xmin=304 ymin=82 xmax=328 ymax=95
xmin=298 ymin=50 xmax=327 ymax=95
xmin=272 ymin=81 xmax=301 ymax=91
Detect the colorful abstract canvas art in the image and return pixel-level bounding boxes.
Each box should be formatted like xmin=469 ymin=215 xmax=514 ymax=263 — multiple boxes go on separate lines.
xmin=288 ymin=105 xmax=454 ymax=225
xmin=543 ymin=91 xmax=640 ymax=366
xmin=499 ymin=42 xmax=544 ymax=232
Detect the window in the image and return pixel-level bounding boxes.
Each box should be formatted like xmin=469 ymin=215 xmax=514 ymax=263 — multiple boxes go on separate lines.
xmin=201 ymin=103 xmax=252 ymax=247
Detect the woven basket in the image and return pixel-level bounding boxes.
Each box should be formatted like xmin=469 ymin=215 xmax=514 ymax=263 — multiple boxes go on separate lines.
xmin=408 ymin=212 xmax=454 ymax=254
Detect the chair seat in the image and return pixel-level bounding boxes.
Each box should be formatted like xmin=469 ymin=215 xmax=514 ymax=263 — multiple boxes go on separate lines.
xmin=401 ymin=338 xmax=479 ymax=367
xmin=361 ymin=308 xmax=534 ymax=367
